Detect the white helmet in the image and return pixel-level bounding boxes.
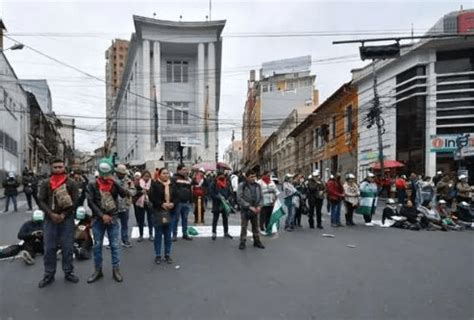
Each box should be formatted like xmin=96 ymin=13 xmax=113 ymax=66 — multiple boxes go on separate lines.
xmin=347 ymin=173 xmax=355 ymax=179
xmin=367 ymin=172 xmax=375 ymax=178
xmin=308 ymin=175 xmax=313 ymax=179
xmin=313 ymin=170 xmax=320 ymax=177
xmin=387 ymin=198 xmax=396 ymax=205
xmin=459 ymin=175 xmax=467 ymax=180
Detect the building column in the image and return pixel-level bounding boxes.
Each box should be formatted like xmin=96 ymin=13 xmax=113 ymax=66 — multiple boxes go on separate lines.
xmin=142 ymin=39 xmax=151 ymax=155
xmin=207 ymin=42 xmax=216 ymax=161
xmin=197 ymin=42 xmax=206 ymax=156
xmin=153 ymin=41 xmax=161 ymax=146
xmin=425 ymin=51 xmax=437 ymax=177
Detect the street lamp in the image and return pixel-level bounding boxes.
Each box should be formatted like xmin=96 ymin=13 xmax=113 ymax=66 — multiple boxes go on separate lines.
xmin=1 ymin=43 xmax=24 ymax=51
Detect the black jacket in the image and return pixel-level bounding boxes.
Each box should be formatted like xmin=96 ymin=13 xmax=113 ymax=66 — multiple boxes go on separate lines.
xmin=74 ymin=176 xmax=89 ymax=209
xmin=17 ymin=220 xmax=43 ymax=241
xmin=209 ymin=179 xmax=232 ymax=213
xmin=87 ymin=180 xmax=127 ymax=217
xmin=38 ymin=177 xmax=78 ymax=218
xmin=400 ymin=206 xmax=418 ymax=224
xmin=3 ymin=178 xmax=19 ymax=196
xmin=23 ymin=175 xmax=39 ymax=194
xmin=149 ymin=181 xmax=176 ymax=212
xmin=172 ymin=174 xmax=193 ymax=203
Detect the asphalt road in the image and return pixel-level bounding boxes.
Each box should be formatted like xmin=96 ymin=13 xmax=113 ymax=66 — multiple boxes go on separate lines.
xmin=0 ymin=194 xmax=473 ymax=320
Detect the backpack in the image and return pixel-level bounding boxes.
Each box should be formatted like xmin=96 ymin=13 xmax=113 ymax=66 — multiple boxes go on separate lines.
xmin=53 ymin=183 xmax=73 ymax=210
xmin=100 ymin=190 xmax=117 ymax=214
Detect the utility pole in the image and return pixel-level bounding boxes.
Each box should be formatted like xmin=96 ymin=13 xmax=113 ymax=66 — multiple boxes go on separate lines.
xmin=370 ymin=61 xmax=385 ymax=174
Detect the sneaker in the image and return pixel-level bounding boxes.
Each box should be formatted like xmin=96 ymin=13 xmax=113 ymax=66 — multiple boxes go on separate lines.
xmin=137 ymin=236 xmax=144 ymax=243
xmin=365 ymin=222 xmax=374 ymax=227
xmin=21 ymin=250 xmax=35 ymax=265
xmin=154 ymin=256 xmax=162 ymax=265
xmin=224 ymin=233 xmax=233 ymax=240
xmin=121 ymin=241 xmax=133 ymax=248
xmin=165 ymin=255 xmax=173 ymax=264
xmin=253 ymin=242 xmax=265 ymax=249
xmin=238 ymin=242 xmax=246 ymax=250
xmin=212 ymin=233 xmax=216 ymax=240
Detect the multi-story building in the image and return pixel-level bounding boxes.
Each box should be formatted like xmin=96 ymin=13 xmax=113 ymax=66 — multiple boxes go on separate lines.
xmin=19 ymin=79 xmax=53 ymax=115
xmin=289 ymin=83 xmax=358 ymax=180
xmin=0 ymin=50 xmax=29 ymax=179
xmin=223 ymin=139 xmax=243 ymax=172
xmin=352 ymin=9 xmax=474 ymax=182
xmin=105 ymin=39 xmax=129 ymax=153
xmin=114 ymin=16 xmax=226 ymax=171
xmin=242 ymin=57 xmax=318 ymax=171
xmin=58 ymin=117 xmax=75 ymax=152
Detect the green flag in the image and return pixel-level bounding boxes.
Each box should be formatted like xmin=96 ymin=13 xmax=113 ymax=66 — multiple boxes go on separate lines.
xmin=266 ymin=197 xmax=287 ymax=236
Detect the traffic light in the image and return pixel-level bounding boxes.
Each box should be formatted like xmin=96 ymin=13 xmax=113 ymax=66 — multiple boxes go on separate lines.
xmin=359 ymin=43 xmax=400 ymax=61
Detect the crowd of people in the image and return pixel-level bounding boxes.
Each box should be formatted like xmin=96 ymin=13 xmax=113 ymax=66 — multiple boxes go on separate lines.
xmin=1 ymin=159 xmax=473 ymax=289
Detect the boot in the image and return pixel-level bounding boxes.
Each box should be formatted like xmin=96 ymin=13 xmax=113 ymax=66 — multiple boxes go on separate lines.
xmin=113 ymin=267 xmax=123 ymax=282
xmin=38 ymin=275 xmax=55 ymax=288
xmin=87 ymin=268 xmax=103 ymax=284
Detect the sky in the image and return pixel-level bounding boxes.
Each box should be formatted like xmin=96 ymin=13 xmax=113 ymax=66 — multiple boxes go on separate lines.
xmin=1 ymin=0 xmax=469 ymax=159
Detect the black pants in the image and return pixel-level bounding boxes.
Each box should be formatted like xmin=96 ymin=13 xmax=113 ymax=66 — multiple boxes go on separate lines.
xmin=344 ymin=201 xmax=356 ymax=224
xmin=363 ymin=214 xmax=372 ymax=223
xmin=295 ymin=206 xmax=302 ymax=226
xmin=212 ymin=211 xmax=229 ymax=235
xmin=25 ymin=191 xmax=39 ymax=210
xmin=308 ymin=198 xmax=323 ymax=227
xmin=259 ymin=206 xmax=273 ymax=231
xmin=43 ymin=216 xmax=75 ymax=277
xmin=134 ymin=205 xmax=153 ymax=237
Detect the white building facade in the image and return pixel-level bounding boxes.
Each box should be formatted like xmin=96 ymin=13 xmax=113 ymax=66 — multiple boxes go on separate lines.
xmin=353 ymin=10 xmax=474 ymax=182
xmin=114 ymin=16 xmax=226 ymax=171
xmin=0 ymin=52 xmax=29 ymax=178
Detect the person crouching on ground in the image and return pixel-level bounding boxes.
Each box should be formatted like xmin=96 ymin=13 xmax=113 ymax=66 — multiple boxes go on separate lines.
xmin=86 ymin=158 xmax=129 ymax=283
xmin=209 ymin=172 xmax=234 ymax=240
xmin=149 ymin=168 xmax=175 ymax=265
xmin=237 ymin=170 xmax=265 ymax=250
xmin=18 ymin=210 xmax=45 ymax=265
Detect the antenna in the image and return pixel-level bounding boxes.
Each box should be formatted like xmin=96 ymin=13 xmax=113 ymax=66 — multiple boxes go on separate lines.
xmin=209 ymin=0 xmax=212 ymax=21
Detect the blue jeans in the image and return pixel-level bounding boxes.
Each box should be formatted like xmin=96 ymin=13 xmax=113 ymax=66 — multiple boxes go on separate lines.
xmin=330 ymin=200 xmax=342 ymax=225
xmin=284 ymin=197 xmax=295 ymax=228
xmin=154 ymin=222 xmax=172 ymax=257
xmin=118 ymin=209 xmax=129 ymax=243
xmin=5 ymin=195 xmax=17 ymax=212
xmin=92 ymin=217 xmax=121 ymax=268
xmin=173 ymin=202 xmax=192 ymax=236
xmin=43 ymin=215 xmax=75 ymax=276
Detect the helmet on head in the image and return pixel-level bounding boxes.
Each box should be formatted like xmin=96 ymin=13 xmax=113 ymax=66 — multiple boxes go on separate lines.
xmin=387 ymin=198 xmax=396 ymax=205
xmin=199 ymin=167 xmax=206 ymax=173
xmin=313 ymin=170 xmax=320 ymax=177
xmin=32 ymin=210 xmax=45 ymax=222
xmin=98 ymin=157 xmax=114 ymax=177
xmin=134 ymin=172 xmax=141 ymax=179
xmin=347 ymin=173 xmax=355 ymax=179
xmin=437 ymin=199 xmax=447 ymax=205
xmin=459 ymin=175 xmax=467 ymax=181
xmin=76 ymin=206 xmax=87 ymax=220
xmin=116 ymin=164 xmax=127 ymax=175
xmin=459 ymin=201 xmax=470 ymax=208
xmin=367 ymin=172 xmax=375 ymax=178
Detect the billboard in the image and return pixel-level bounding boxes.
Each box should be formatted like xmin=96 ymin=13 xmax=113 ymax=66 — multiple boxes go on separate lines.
xmin=430 ymin=134 xmax=474 ymax=153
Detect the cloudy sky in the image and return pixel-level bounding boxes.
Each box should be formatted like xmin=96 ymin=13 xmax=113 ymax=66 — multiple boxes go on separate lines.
xmin=1 ymin=0 xmax=468 ymax=158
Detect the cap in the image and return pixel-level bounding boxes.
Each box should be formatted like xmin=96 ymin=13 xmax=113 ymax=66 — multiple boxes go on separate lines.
xmin=199 ymin=167 xmax=206 ymax=173
xmin=32 ymin=210 xmax=45 ymax=222
xmin=437 ymin=199 xmax=447 ymax=205
xmin=116 ymin=164 xmax=127 ymax=175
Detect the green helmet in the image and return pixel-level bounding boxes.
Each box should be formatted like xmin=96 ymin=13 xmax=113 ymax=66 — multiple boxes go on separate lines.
xmin=98 ymin=157 xmax=114 ymax=177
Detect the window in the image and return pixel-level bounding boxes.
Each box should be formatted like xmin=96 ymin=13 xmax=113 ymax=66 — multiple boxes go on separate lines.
xmin=166 ymin=61 xmax=189 ymax=83
xmin=314 ymin=128 xmax=320 ymax=148
xmin=262 ymin=84 xmax=268 ymax=93
xmin=346 ymin=105 xmax=353 ymax=133
xmin=331 ymin=116 xmax=336 ymax=139
xmin=166 ymin=102 xmax=189 ymax=125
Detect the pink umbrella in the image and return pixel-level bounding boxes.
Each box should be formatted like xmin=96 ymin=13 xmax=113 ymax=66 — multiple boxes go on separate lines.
xmin=192 ymin=162 xmax=232 ymax=171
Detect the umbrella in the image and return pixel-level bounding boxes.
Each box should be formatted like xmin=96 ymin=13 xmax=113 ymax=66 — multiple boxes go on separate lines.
xmin=192 ymin=161 xmax=232 ymax=171
xmin=371 ymin=160 xmax=405 ymax=170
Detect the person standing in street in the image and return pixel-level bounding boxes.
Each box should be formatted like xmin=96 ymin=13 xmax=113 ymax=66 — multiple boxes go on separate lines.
xmin=23 ymin=171 xmax=39 ymax=212
xmin=3 ymin=172 xmax=19 ymax=213
xmin=86 ymin=158 xmax=129 ymax=283
xmin=149 ymin=168 xmax=176 ymax=265
xmin=115 ymin=164 xmax=136 ymax=248
xmin=38 ymin=158 xmax=79 ymax=288
xmin=456 ymin=175 xmax=471 ymax=204
xmin=395 ymin=175 xmax=407 ymax=205
xmin=358 ymin=172 xmax=378 ymax=226
xmin=172 ymin=164 xmax=194 ymax=241
xmin=257 ymin=170 xmax=279 ymax=233
xmin=306 ymin=171 xmax=326 ymax=229
xmin=326 ymin=173 xmax=345 ymax=227
xmin=237 ymin=170 xmax=265 ymax=250
xmin=134 ymin=170 xmax=154 ymax=242
xmin=192 ymin=168 xmax=208 ymax=224
xmin=283 ymin=174 xmax=297 ymax=231
xmin=72 ymin=168 xmax=89 ymax=210
xmin=209 ymin=172 xmax=234 ymax=240
xmin=343 ymin=173 xmax=359 ymax=226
